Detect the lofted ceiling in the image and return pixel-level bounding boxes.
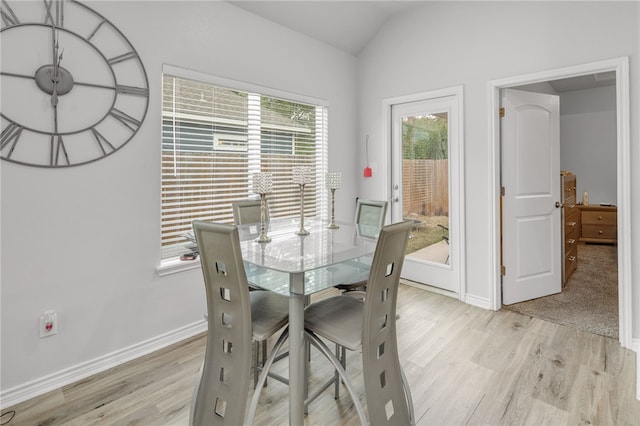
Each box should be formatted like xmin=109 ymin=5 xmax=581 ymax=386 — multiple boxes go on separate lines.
xmin=227 ymin=1 xmax=617 ymax=92
xmin=226 ymin=1 xmax=415 ymax=56
xmin=548 ymin=72 xmax=616 ymax=92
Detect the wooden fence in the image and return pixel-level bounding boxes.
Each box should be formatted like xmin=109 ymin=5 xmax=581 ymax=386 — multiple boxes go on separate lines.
xmin=402 ymin=159 xmax=449 ymax=216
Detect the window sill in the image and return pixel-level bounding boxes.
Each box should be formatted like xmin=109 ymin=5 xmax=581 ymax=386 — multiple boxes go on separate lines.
xmin=157 ymin=257 xmax=201 ymax=277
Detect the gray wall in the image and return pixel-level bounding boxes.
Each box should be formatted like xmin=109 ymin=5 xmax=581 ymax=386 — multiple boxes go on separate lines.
xmin=560 ymin=85 xmax=617 ymax=205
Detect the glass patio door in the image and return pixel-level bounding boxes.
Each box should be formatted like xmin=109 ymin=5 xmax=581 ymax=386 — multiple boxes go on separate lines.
xmin=390 ymin=92 xmax=462 ymax=293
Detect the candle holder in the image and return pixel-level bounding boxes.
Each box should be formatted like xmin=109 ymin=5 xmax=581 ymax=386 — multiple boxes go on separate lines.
xmin=252 ymin=172 xmax=272 ymax=243
xmin=326 ymin=172 xmax=341 ymax=229
xmin=293 ymin=166 xmax=312 ymax=235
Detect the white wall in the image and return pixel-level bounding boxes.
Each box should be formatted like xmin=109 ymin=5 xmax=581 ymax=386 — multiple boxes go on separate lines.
xmin=0 ymin=1 xmax=359 ymax=402
xmin=560 ymin=85 xmax=617 ymax=205
xmin=356 ymin=2 xmax=638 ymax=321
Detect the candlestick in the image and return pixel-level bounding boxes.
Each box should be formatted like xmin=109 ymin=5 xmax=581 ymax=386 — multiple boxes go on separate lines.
xmin=326 ymin=172 xmax=341 ymax=229
xmin=252 ymin=172 xmax=272 ymax=243
xmin=293 ymin=166 xmax=312 ymax=235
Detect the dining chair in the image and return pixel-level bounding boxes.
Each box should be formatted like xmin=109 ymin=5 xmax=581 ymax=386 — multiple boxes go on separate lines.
xmin=334 ymin=199 xmax=388 ymax=294
xmin=231 ymin=198 xmax=276 ymax=377
xmin=189 ymin=221 xmax=289 ymax=426
xmin=232 ymin=199 xmax=269 ymax=225
xmin=303 ymin=220 xmax=415 ymax=425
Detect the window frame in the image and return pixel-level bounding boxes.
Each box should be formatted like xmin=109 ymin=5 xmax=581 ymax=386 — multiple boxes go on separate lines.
xmin=159 ymin=65 xmax=330 ymax=271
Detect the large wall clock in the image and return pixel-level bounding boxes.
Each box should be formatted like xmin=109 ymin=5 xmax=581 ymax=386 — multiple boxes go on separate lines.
xmin=0 ymin=0 xmax=149 ymax=168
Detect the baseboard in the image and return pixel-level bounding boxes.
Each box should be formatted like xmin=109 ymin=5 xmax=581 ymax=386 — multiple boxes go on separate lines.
xmin=400 ymin=279 xmax=491 ymax=310
xmin=0 ymin=320 xmax=207 ymax=409
xmin=633 ymin=338 xmax=640 ymax=401
xmin=400 ymin=279 xmax=458 ymax=299
xmin=464 ymin=293 xmax=491 ymax=310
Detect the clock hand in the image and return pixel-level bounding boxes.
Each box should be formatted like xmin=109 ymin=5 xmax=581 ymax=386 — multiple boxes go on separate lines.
xmin=50 ymin=29 xmax=61 ymax=106
xmin=51 ymin=48 xmax=63 ymax=107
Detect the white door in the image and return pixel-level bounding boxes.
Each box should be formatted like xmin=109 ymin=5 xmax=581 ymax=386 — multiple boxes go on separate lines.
xmin=390 ymin=93 xmax=462 ymax=293
xmin=501 ymin=89 xmax=561 ymax=305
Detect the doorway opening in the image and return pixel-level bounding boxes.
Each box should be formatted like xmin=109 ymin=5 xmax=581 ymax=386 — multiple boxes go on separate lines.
xmin=488 ymin=57 xmax=631 ymax=348
xmin=501 ymin=80 xmax=618 ymax=340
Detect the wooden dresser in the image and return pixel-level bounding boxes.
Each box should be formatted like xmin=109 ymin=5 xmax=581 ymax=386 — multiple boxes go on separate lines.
xmin=579 ymin=205 xmax=617 ymax=244
xmin=561 ymin=173 xmax=578 ymax=284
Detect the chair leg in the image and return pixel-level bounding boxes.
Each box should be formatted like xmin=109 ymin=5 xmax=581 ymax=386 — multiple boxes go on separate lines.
xmin=305 ymin=331 xmax=367 ymax=425
xmin=333 ymin=343 xmax=340 ymax=399
xmin=253 ymin=341 xmax=259 ymax=389
xmin=401 ymin=365 xmax=415 ymax=426
xmin=253 ymin=339 xmax=273 ymax=389
xmin=247 ymin=328 xmax=290 ymax=425
xmin=188 ymin=361 xmax=204 ymax=426
xmin=333 ymin=343 xmax=348 ymax=399
xmin=262 ymin=340 xmax=268 ymax=387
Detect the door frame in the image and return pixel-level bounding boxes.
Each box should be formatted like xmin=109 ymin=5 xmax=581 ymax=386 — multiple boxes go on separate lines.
xmin=488 ymin=57 xmax=631 ymax=349
xmin=382 ymin=85 xmax=466 ymax=301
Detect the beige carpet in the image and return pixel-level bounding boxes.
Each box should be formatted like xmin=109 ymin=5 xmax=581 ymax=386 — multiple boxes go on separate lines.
xmin=503 ymin=243 xmax=618 ymax=339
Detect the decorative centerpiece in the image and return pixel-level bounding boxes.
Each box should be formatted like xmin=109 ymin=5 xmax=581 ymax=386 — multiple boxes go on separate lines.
xmin=252 ymin=172 xmax=273 ymax=243
xmin=293 ymin=166 xmax=312 ymax=235
xmin=326 ymin=172 xmax=341 ymax=229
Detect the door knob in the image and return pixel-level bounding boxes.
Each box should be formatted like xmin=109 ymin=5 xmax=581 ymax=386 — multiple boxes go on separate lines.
xmin=391 ymin=197 xmax=399 ymax=203
xmin=555 ymin=201 xmax=563 ymax=208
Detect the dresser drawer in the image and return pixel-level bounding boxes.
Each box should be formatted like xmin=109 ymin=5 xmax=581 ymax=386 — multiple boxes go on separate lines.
xmin=582 ymin=211 xmax=616 ymax=226
xmin=582 ymin=224 xmax=617 ymax=240
xmin=564 ymin=227 xmax=578 ymax=252
xmin=563 ymin=174 xmax=576 ymax=196
xmin=564 ymin=246 xmax=577 ymax=280
xmin=564 ymin=214 xmax=579 ymax=232
xmin=563 ymin=196 xmax=577 ymax=216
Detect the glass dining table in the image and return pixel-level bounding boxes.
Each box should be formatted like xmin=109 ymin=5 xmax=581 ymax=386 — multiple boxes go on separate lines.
xmin=238 ymin=218 xmax=377 ymax=425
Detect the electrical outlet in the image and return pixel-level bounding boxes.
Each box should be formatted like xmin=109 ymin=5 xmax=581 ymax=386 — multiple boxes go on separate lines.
xmin=39 ymin=310 xmax=58 ymax=338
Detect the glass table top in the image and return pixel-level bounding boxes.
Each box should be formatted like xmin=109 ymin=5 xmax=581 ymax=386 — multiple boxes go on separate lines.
xmin=239 ymin=218 xmax=377 ymax=295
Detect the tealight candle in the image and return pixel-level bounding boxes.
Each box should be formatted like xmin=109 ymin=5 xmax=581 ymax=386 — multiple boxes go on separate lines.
xmin=292 ymin=166 xmax=312 ymax=185
xmin=252 ymin=172 xmax=273 ymax=194
xmin=326 ymin=172 xmax=341 ymax=190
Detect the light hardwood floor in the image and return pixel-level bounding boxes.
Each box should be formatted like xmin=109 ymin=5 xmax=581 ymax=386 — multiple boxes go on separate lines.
xmin=3 ymin=285 xmax=639 ymax=425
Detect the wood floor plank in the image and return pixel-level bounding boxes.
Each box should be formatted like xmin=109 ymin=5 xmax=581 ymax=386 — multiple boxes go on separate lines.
xmin=532 ymin=324 xmax=582 ymax=412
xmin=3 ymin=285 xmax=639 ymax=426
xmin=465 ymin=320 xmax=553 ymax=425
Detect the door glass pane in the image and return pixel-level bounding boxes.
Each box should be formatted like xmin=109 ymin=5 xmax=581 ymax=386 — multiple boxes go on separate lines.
xmin=402 ymin=112 xmax=450 ymax=265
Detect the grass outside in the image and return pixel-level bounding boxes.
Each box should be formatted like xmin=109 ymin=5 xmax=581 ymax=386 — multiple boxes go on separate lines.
xmin=405 ymin=215 xmax=449 ymax=254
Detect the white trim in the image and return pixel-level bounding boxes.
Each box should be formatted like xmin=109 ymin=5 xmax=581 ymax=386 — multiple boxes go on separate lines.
xmin=487 ymin=57 xmax=632 ymax=350
xmin=464 ymin=293 xmax=491 ymax=310
xmin=0 ymin=320 xmax=207 ymax=409
xmin=163 ymin=64 xmax=329 ymax=107
xmin=382 ymin=85 xmax=466 ymax=302
xmin=635 ymin=337 xmax=640 ymax=400
xmin=157 ymin=257 xmax=201 ymax=276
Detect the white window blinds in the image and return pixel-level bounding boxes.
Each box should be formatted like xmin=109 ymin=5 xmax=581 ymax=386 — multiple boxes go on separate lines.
xmin=161 ymin=68 xmax=328 ymax=260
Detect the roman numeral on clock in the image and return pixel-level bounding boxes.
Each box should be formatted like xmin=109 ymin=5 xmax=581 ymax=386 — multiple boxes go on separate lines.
xmin=1 ymin=121 xmax=23 ymax=158
xmin=43 ymin=0 xmax=64 ymax=28
xmin=50 ymin=134 xmax=69 ymax=166
xmin=91 ymin=127 xmax=116 ymax=155
xmin=116 ymin=85 xmax=149 ymax=97
xmin=109 ymin=108 xmax=141 ymax=132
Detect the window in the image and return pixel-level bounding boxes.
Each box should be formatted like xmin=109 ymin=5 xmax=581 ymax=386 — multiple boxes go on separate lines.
xmin=161 ymin=66 xmax=328 ymax=260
